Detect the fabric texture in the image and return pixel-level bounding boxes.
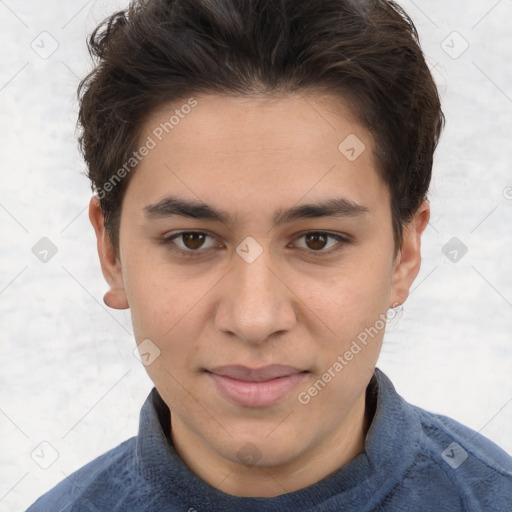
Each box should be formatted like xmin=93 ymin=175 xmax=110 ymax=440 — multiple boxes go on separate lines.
xmin=26 ymin=368 xmax=512 ymax=511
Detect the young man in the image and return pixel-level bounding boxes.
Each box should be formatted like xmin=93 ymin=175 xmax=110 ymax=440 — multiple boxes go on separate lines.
xmin=28 ymin=0 xmax=512 ymax=510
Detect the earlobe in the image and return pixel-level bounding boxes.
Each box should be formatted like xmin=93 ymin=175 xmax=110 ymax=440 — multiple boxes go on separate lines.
xmin=389 ymin=201 xmax=430 ymax=308
xmin=88 ymin=196 xmax=129 ymax=310
xmin=103 ymin=289 xmax=128 ymax=309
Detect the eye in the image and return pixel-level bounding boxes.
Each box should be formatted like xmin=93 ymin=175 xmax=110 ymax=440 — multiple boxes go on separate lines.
xmin=292 ymin=231 xmax=350 ymax=253
xmin=161 ymin=230 xmax=351 ymax=258
xmin=162 ymin=231 xmax=219 ymax=256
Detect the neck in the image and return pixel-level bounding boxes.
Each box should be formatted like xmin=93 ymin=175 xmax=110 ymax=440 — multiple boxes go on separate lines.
xmin=170 ymin=389 xmax=370 ymax=497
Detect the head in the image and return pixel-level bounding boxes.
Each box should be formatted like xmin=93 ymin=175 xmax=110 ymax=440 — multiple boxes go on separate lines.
xmin=83 ymin=0 xmax=443 ymax=496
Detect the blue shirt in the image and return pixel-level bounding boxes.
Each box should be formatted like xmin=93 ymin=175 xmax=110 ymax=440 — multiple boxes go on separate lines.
xmin=27 ymin=368 xmax=512 ymax=511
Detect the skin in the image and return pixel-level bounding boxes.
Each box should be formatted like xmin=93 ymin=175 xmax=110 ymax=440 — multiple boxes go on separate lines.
xmin=89 ymin=92 xmax=429 ymax=497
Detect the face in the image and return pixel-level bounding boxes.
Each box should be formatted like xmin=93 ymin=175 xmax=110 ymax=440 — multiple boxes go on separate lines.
xmin=90 ymin=92 xmax=428 ymax=495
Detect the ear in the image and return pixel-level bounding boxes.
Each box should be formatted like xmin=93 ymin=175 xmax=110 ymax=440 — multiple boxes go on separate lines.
xmin=389 ymin=200 xmax=430 ymax=308
xmin=89 ymin=196 xmax=129 ymax=310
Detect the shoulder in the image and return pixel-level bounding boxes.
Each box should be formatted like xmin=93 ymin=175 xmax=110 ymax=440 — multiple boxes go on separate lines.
xmin=26 ymin=437 xmax=141 ymax=512
xmin=411 ymin=403 xmax=512 ymax=509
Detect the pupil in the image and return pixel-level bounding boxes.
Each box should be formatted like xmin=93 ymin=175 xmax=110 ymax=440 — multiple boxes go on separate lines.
xmin=306 ymin=233 xmax=327 ymax=250
xmin=183 ymin=233 xmax=205 ymax=250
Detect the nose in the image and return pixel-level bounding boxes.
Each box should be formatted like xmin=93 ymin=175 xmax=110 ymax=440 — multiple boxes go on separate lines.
xmin=214 ymin=243 xmax=297 ymax=344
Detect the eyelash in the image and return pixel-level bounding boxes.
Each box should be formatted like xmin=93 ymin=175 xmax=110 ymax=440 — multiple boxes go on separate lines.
xmin=161 ymin=230 xmax=351 ymax=258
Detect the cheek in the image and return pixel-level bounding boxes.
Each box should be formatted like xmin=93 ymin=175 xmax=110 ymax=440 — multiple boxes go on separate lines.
xmin=121 ymin=246 xmax=184 ymax=340
xmin=295 ymin=257 xmax=393 ymax=389
xmin=306 ymin=258 xmax=392 ymax=334
xmin=128 ymin=278 xmax=189 ymax=343
xmin=125 ymin=265 xmax=201 ymax=389
xmin=295 ymin=266 xmax=389 ymax=410
xmin=123 ymin=250 xmax=221 ymax=374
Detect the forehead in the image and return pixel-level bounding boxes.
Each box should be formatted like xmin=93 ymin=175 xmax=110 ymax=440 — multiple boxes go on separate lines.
xmin=141 ymin=92 xmax=368 ymax=156
xmin=126 ymin=92 xmax=388 ymax=222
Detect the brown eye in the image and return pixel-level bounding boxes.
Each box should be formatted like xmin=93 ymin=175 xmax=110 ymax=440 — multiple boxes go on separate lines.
xmin=294 ymin=231 xmax=350 ymax=254
xmin=163 ymin=231 xmax=218 ymax=256
xmin=305 ymin=233 xmax=328 ymax=251
xmin=181 ymin=232 xmax=206 ymax=250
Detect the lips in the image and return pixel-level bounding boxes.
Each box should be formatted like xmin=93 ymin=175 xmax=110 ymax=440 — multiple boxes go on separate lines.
xmin=208 ymin=364 xmax=304 ymax=381
xmin=206 ymin=365 xmax=308 ymax=407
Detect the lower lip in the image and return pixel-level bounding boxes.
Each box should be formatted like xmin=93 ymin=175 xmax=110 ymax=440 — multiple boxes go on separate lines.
xmin=207 ymin=372 xmax=307 ymax=407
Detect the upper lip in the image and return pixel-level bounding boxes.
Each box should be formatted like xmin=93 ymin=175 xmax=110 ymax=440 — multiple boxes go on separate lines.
xmin=206 ymin=364 xmax=306 ymax=382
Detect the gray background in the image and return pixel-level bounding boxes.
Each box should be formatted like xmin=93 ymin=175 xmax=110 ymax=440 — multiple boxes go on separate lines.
xmin=1 ymin=0 xmax=511 ymax=510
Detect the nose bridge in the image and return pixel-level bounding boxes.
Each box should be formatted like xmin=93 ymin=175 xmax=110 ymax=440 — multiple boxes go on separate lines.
xmin=215 ymin=240 xmax=296 ymax=343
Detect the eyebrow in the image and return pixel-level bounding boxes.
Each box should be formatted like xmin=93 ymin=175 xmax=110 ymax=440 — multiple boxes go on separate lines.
xmin=143 ymin=195 xmax=369 ymax=227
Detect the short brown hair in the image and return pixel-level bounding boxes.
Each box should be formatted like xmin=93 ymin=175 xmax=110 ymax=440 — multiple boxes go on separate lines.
xmin=78 ymin=0 xmax=444 ymax=256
